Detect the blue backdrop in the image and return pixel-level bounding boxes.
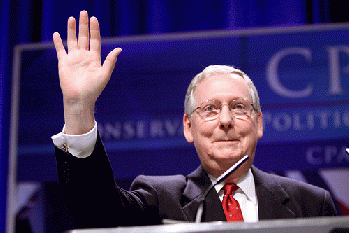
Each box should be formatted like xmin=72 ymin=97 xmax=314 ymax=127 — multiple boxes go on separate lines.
xmin=15 ymin=26 xmax=349 ymax=180
xmin=1 ymin=0 xmax=349 ymax=232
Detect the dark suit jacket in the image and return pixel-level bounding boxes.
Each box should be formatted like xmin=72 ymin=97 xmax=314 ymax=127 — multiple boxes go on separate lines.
xmin=55 ymin=136 xmax=337 ymax=229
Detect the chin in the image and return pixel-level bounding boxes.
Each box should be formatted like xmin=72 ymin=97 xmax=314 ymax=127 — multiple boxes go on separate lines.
xmin=209 ymin=152 xmax=242 ymax=168
xmin=214 ymin=150 xmax=244 ymax=160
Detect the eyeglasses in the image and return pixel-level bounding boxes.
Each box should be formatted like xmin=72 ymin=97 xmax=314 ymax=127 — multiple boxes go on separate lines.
xmin=191 ymin=98 xmax=256 ymax=121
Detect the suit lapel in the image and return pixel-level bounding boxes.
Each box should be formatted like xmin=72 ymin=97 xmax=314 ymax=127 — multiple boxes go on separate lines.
xmin=252 ymin=166 xmax=297 ymax=220
xmin=182 ymin=166 xmax=226 ymax=222
xmin=201 ymin=187 xmax=226 ymax=222
xmin=182 ymin=165 xmax=299 ymax=221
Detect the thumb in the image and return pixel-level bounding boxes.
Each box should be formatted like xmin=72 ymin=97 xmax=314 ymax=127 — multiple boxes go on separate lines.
xmin=102 ymin=48 xmax=122 ymax=78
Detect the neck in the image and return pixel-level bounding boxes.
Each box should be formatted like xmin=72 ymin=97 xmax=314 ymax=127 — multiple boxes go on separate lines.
xmin=206 ymin=158 xmax=251 ymax=184
xmin=224 ymin=167 xmax=249 ymax=183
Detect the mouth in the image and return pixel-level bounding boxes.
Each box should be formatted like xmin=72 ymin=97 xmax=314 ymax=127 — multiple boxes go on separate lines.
xmin=213 ymin=139 xmax=239 ymax=146
xmin=215 ymin=138 xmax=239 ymax=142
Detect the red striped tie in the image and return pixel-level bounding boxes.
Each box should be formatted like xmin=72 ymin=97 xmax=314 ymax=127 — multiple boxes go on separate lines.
xmin=222 ymin=183 xmax=244 ymax=222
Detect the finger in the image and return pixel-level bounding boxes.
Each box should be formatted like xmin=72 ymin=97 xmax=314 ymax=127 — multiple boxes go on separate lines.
xmin=102 ymin=48 xmax=122 ymax=79
xmin=90 ymin=16 xmax=101 ymax=53
xmin=78 ymin=11 xmax=89 ymax=50
xmin=67 ymin=17 xmax=77 ymax=53
xmin=53 ymin=32 xmax=67 ymax=60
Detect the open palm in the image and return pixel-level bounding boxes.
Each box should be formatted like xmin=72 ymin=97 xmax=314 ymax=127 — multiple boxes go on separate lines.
xmin=53 ymin=11 xmax=121 ymax=105
xmin=53 ymin=11 xmax=122 ymax=134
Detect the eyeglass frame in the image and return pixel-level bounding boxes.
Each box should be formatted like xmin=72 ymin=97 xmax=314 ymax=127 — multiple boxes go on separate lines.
xmin=190 ymin=98 xmax=257 ymax=121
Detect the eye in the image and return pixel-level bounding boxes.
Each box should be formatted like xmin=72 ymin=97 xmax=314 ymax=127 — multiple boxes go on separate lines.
xmin=200 ymin=100 xmax=220 ymax=113
xmin=235 ymin=103 xmax=247 ymax=110
xmin=203 ymin=104 xmax=218 ymax=112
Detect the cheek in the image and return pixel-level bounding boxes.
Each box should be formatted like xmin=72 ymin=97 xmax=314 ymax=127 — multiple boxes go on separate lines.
xmin=193 ymin=120 xmax=216 ymax=138
xmin=192 ymin=121 xmax=216 ymax=151
xmin=241 ymin=122 xmax=260 ymax=151
xmin=233 ymin=120 xmax=259 ymax=151
xmin=239 ymin=125 xmax=254 ymax=137
xmin=238 ymin=118 xmax=258 ymax=134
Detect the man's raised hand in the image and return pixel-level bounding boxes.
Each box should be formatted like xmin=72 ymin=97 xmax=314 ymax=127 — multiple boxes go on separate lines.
xmin=53 ymin=11 xmax=122 ymax=135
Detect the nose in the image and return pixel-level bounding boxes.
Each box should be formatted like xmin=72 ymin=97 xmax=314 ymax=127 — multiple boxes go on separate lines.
xmin=218 ymin=104 xmax=233 ymax=129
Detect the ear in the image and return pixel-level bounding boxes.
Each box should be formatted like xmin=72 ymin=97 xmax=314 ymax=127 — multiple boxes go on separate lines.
xmin=183 ymin=114 xmax=194 ymax=143
xmin=257 ymin=111 xmax=263 ymax=139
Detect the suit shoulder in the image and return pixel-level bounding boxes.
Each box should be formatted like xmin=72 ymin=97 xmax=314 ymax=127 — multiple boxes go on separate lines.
xmin=252 ymin=166 xmax=337 ymax=217
xmin=131 ymin=174 xmax=187 ymax=193
xmin=252 ymin=166 xmax=330 ymax=196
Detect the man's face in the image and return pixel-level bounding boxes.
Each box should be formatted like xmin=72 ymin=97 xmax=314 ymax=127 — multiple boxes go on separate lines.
xmin=183 ymin=73 xmax=263 ymax=178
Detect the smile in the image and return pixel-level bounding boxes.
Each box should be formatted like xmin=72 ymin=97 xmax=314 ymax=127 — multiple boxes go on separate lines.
xmin=215 ymin=138 xmax=239 ymax=142
xmin=214 ymin=140 xmax=239 ymax=144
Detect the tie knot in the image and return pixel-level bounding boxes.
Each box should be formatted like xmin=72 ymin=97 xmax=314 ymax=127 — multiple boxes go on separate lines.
xmin=223 ymin=183 xmax=239 ymax=195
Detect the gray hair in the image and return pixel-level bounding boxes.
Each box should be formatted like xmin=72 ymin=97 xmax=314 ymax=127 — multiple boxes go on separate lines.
xmin=184 ymin=65 xmax=261 ymax=116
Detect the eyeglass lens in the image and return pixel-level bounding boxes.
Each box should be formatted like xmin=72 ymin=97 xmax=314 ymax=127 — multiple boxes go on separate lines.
xmin=198 ymin=99 xmax=253 ymax=120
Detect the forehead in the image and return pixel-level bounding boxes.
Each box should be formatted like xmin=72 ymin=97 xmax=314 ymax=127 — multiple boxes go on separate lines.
xmin=194 ymin=73 xmax=251 ymax=103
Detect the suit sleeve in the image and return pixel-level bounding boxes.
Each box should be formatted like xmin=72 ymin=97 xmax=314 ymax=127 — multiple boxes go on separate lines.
xmin=322 ymin=189 xmax=337 ymax=216
xmin=55 ymin=134 xmax=161 ymax=229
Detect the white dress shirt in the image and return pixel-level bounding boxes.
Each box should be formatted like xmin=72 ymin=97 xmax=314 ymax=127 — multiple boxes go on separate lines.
xmin=209 ymin=170 xmax=258 ymax=222
xmin=51 ymin=121 xmax=98 ymax=158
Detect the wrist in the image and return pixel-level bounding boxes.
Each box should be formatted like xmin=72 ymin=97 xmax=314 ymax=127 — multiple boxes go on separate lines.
xmin=63 ymin=99 xmax=95 ymax=135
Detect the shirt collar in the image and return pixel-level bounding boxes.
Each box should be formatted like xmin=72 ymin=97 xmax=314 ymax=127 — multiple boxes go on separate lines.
xmin=208 ymin=168 xmax=257 ymax=205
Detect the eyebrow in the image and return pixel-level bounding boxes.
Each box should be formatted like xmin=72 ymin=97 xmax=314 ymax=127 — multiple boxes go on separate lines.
xmin=204 ymin=97 xmax=250 ymax=103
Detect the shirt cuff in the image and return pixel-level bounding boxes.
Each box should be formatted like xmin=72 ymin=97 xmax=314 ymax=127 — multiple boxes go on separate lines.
xmin=51 ymin=121 xmax=97 ymax=158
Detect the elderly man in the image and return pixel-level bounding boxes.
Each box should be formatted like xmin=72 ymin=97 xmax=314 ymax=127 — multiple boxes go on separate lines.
xmin=52 ymin=11 xmax=337 ymax=229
